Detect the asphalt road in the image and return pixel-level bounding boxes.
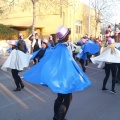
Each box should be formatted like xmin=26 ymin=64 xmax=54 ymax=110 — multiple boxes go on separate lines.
xmin=0 ymin=55 xmax=120 ymax=120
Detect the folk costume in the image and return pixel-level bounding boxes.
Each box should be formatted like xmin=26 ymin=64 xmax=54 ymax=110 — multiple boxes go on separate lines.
xmin=77 ymin=39 xmax=100 ymax=72
xmin=91 ymin=37 xmax=120 ymax=94
xmin=48 ymin=35 xmax=55 ymax=47
xmin=23 ymin=26 xmax=91 ymax=120
xmin=31 ymin=39 xmax=48 ymax=63
xmin=31 ymin=33 xmax=42 ymax=64
xmin=1 ymin=40 xmax=32 ymax=91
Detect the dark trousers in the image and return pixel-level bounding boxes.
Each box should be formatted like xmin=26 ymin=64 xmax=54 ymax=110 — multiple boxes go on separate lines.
xmin=116 ymin=63 xmax=120 ymax=82
xmin=85 ymin=54 xmax=92 ymax=66
xmin=102 ymin=63 xmax=117 ymax=91
xmin=53 ymin=93 xmax=72 ymax=120
xmin=79 ymin=59 xmax=86 ymax=72
xmin=11 ymin=69 xmax=24 ymax=88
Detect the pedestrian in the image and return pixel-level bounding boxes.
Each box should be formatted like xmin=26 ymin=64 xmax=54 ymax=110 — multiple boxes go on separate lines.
xmin=23 ymin=25 xmax=91 ymax=120
xmin=91 ymin=37 xmax=120 ymax=94
xmin=1 ymin=40 xmax=32 ymax=91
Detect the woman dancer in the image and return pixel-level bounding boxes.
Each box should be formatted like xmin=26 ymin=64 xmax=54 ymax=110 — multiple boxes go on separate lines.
xmin=31 ymin=38 xmax=48 ymax=63
xmin=1 ymin=40 xmax=32 ymax=91
xmin=23 ymin=25 xmax=91 ymax=120
xmin=91 ymin=37 xmax=120 ymax=94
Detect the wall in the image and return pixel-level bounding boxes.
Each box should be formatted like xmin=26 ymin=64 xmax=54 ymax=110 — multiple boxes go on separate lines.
xmin=0 ymin=0 xmax=100 ymax=42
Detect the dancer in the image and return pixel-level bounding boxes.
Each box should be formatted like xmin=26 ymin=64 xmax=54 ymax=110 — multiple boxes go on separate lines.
xmin=76 ymin=38 xmax=100 ymax=72
xmin=23 ymin=25 xmax=91 ymax=120
xmin=48 ymin=35 xmax=55 ymax=47
xmin=91 ymin=37 xmax=120 ymax=94
xmin=31 ymin=38 xmax=48 ymax=63
xmin=31 ymin=33 xmax=42 ymax=64
xmin=1 ymin=40 xmax=32 ymax=91
xmin=17 ymin=33 xmax=28 ymax=53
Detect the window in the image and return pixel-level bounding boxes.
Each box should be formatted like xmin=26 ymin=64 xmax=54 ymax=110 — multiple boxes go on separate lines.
xmin=75 ymin=20 xmax=82 ymax=34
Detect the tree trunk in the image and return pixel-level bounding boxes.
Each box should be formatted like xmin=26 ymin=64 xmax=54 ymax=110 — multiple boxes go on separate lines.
xmin=95 ymin=23 xmax=98 ymax=38
xmin=32 ymin=0 xmax=36 ymax=35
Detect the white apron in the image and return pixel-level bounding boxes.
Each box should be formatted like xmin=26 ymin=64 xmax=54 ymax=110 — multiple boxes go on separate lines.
xmin=1 ymin=49 xmax=32 ymax=71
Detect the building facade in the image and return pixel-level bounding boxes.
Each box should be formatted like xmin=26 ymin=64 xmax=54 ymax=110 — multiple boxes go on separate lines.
xmin=0 ymin=0 xmax=100 ymax=42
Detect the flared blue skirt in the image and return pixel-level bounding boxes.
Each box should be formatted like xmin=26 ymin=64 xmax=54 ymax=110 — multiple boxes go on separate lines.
xmin=23 ymin=43 xmax=91 ymax=94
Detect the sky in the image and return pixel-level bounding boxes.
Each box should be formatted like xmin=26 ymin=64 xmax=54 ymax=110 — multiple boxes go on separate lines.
xmin=80 ymin=0 xmax=90 ymax=5
xmin=80 ymin=0 xmax=120 ymax=24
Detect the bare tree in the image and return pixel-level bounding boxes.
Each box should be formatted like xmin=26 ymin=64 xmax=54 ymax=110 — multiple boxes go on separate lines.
xmin=91 ymin=0 xmax=110 ymax=37
xmin=91 ymin=0 xmax=120 ymax=37
xmin=0 ymin=0 xmax=14 ymax=18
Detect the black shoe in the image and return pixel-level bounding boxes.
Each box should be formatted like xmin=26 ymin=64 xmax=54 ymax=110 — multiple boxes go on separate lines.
xmin=89 ymin=60 xmax=92 ymax=63
xmin=21 ymin=85 xmax=24 ymax=89
xmin=101 ymin=88 xmax=108 ymax=91
xmin=20 ymin=82 xmax=24 ymax=89
xmin=116 ymin=81 xmax=120 ymax=84
xmin=13 ymin=88 xmax=21 ymax=91
xmin=53 ymin=118 xmax=67 ymax=120
xmin=110 ymin=90 xmax=117 ymax=94
xmin=103 ymin=67 xmax=105 ymax=69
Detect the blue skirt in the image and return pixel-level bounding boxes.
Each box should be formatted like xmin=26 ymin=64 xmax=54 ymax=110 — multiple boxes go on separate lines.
xmin=77 ymin=40 xmax=100 ymax=60
xmin=23 ymin=43 xmax=91 ymax=94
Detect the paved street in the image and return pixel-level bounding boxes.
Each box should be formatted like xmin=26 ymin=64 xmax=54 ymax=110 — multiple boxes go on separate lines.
xmin=0 ymin=55 xmax=120 ymax=120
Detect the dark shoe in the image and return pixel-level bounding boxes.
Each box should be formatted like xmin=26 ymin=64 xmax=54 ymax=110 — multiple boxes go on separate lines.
xmin=103 ymin=66 xmax=105 ymax=69
xmin=53 ymin=118 xmax=67 ymax=120
xmin=21 ymin=84 xmax=24 ymax=89
xmin=53 ymin=116 xmax=57 ymax=120
xmin=101 ymin=88 xmax=108 ymax=91
xmin=116 ymin=81 xmax=120 ymax=84
xmin=13 ymin=88 xmax=21 ymax=91
xmin=21 ymin=85 xmax=24 ymax=89
xmin=20 ymin=82 xmax=24 ymax=89
xmin=110 ymin=90 xmax=117 ymax=94
xmin=89 ymin=60 xmax=92 ymax=62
